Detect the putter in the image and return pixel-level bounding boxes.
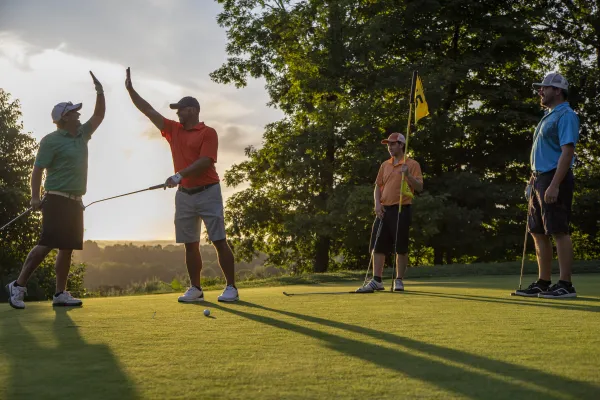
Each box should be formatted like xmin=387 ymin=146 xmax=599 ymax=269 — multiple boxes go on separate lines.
xmin=511 ymin=182 xmax=534 ymax=296
xmin=363 ymin=216 xmax=384 ymax=286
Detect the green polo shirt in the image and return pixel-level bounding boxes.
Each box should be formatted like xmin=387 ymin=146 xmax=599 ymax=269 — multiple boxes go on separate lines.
xmin=34 ymin=121 xmax=93 ymax=196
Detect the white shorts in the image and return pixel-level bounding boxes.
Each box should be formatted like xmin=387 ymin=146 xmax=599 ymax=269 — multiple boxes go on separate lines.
xmin=174 ymin=183 xmax=226 ymax=243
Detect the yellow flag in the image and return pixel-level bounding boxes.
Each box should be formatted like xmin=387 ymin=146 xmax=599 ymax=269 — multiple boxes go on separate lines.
xmin=401 ymin=180 xmax=414 ymax=199
xmin=414 ymin=75 xmax=429 ymax=123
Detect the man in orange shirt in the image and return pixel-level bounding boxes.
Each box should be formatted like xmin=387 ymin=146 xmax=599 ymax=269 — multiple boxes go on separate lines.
xmin=125 ymin=68 xmax=238 ymax=302
xmin=356 ymin=132 xmax=423 ymax=293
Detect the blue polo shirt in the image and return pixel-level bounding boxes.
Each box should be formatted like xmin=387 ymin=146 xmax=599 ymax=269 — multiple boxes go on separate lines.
xmin=34 ymin=121 xmax=93 ymax=196
xmin=530 ymin=102 xmax=579 ymax=173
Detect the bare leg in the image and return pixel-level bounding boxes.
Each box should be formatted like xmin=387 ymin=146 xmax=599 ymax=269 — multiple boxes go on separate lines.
xmin=531 ymin=233 xmax=553 ymax=281
xmin=396 ymin=253 xmax=408 ymax=279
xmin=373 ymin=253 xmax=385 ymax=278
xmin=554 ymin=233 xmax=573 ymax=282
xmin=184 ymin=242 xmax=202 ymax=287
xmin=16 ymin=245 xmax=53 ymax=286
xmin=55 ymin=249 xmax=74 ymax=293
xmin=212 ymin=239 xmax=235 ymax=286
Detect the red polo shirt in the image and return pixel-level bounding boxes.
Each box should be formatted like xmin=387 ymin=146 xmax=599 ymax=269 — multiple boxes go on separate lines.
xmin=161 ymin=118 xmax=220 ymax=188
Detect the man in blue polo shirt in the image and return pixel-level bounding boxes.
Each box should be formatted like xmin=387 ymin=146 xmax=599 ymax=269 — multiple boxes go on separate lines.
xmin=513 ymin=72 xmax=579 ymax=299
xmin=5 ymin=72 xmax=105 ymax=310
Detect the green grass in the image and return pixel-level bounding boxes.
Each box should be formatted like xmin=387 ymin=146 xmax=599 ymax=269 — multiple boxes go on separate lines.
xmin=1 ymin=274 xmax=600 ymax=399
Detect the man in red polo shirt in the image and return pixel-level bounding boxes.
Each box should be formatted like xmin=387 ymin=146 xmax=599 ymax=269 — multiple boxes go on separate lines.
xmin=125 ymin=68 xmax=238 ymax=302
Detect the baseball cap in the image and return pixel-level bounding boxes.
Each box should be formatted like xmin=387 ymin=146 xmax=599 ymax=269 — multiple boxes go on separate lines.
xmin=532 ymin=73 xmax=569 ymax=91
xmin=381 ymin=132 xmax=406 ymax=144
xmin=51 ymin=102 xmax=82 ymax=123
xmin=169 ymin=96 xmax=200 ymax=110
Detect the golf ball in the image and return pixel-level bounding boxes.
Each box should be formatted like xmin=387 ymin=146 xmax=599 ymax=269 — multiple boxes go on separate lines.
xmin=203 ymin=309 xmax=210 ymax=317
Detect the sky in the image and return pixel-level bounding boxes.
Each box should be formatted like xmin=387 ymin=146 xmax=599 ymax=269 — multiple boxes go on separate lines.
xmin=0 ymin=0 xmax=282 ymax=241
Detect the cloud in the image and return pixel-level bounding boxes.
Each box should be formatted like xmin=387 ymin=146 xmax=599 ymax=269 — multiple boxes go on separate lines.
xmin=0 ymin=1 xmax=284 ymax=240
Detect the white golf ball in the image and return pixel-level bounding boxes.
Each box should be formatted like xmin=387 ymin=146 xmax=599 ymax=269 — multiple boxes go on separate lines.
xmin=203 ymin=309 xmax=210 ymax=317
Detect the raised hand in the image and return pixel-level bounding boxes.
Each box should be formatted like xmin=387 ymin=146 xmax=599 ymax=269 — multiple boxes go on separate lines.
xmin=90 ymin=71 xmax=103 ymax=94
xmin=125 ymin=67 xmax=133 ymax=91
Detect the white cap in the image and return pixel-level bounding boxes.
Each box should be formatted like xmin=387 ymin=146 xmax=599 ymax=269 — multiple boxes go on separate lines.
xmin=532 ymin=73 xmax=569 ymax=91
xmin=51 ymin=102 xmax=82 ymax=123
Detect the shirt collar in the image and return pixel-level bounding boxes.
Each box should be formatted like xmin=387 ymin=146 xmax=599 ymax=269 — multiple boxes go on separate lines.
xmin=388 ymin=157 xmax=407 ymax=166
xmin=57 ymin=128 xmax=82 ymax=137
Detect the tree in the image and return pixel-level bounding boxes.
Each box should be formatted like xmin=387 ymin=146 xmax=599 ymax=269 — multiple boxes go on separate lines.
xmin=213 ymin=0 xmax=548 ymax=270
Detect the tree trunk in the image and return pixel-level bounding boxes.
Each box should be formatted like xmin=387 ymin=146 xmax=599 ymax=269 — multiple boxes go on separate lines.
xmin=434 ymin=247 xmax=444 ymax=265
xmin=314 ymin=235 xmax=330 ymax=273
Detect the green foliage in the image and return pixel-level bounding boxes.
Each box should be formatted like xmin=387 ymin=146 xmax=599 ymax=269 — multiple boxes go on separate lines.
xmin=213 ymin=0 xmax=572 ymax=270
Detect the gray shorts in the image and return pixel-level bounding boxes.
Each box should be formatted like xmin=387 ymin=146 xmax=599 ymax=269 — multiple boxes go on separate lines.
xmin=174 ymin=183 xmax=226 ymax=243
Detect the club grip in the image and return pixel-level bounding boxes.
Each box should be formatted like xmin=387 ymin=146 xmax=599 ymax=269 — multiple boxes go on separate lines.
xmin=149 ymin=183 xmax=166 ymax=190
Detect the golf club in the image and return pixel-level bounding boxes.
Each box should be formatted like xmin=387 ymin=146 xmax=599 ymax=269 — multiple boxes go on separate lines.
xmin=84 ymin=183 xmax=166 ymax=209
xmin=0 ymin=207 xmax=33 ymax=231
xmin=363 ymin=216 xmax=384 ymax=286
xmin=512 ymin=180 xmax=535 ymax=295
xmin=1 ymin=183 xmax=167 ymax=232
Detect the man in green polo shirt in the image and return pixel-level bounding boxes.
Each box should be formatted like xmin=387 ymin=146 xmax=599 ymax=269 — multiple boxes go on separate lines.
xmin=5 ymin=71 xmax=105 ymax=310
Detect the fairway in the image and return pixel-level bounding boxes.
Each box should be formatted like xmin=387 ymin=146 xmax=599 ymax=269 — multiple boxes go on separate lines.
xmin=1 ymin=274 xmax=599 ymax=400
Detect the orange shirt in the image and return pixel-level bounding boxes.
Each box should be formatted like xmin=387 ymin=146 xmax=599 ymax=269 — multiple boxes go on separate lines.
xmin=161 ymin=118 xmax=220 ymax=188
xmin=376 ymin=157 xmax=423 ymax=206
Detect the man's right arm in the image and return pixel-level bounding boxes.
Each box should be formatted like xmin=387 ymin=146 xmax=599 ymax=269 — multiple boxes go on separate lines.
xmin=125 ymin=67 xmax=165 ymax=131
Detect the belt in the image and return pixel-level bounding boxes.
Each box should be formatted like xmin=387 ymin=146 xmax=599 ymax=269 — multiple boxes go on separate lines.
xmin=178 ymin=183 xmax=218 ymax=195
xmin=531 ymin=168 xmax=558 ymax=177
xmin=46 ymin=191 xmax=82 ymax=201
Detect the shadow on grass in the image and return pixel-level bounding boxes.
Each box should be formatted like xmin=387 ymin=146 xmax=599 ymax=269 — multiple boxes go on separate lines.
xmin=0 ymin=307 xmax=139 ymax=400
xmin=210 ymin=301 xmax=600 ymax=400
xmin=399 ymin=290 xmax=600 ymax=312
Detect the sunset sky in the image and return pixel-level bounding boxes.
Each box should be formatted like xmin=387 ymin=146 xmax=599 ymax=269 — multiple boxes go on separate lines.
xmin=0 ymin=0 xmax=282 ymax=241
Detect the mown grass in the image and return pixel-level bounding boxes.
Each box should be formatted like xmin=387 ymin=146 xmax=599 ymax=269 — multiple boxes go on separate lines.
xmin=1 ymin=274 xmax=599 ymax=399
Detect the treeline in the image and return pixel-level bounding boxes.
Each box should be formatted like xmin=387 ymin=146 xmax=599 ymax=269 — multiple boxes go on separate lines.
xmin=213 ymin=0 xmax=600 ymax=272
xmin=74 ymin=241 xmax=275 ymax=291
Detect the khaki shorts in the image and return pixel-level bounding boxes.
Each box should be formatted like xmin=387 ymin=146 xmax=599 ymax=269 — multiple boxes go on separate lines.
xmin=174 ymin=183 xmax=226 ymax=243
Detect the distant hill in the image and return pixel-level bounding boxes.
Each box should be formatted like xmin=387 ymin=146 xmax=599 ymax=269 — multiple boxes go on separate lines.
xmin=91 ymin=240 xmax=182 ymax=248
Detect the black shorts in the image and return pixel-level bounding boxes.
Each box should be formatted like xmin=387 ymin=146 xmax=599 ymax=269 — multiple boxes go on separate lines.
xmin=369 ymin=204 xmax=412 ymax=255
xmin=528 ymin=169 xmax=574 ymax=236
xmin=38 ymin=194 xmax=85 ymax=250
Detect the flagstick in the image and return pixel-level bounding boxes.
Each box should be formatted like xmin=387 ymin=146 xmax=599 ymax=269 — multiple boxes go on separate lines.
xmin=392 ymin=70 xmax=418 ymax=292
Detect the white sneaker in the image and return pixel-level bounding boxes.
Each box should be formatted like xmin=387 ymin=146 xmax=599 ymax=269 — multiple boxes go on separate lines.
xmin=6 ymin=281 xmax=26 ymax=309
xmin=53 ymin=291 xmax=82 ymax=307
xmin=355 ymin=279 xmax=384 ymax=293
xmin=218 ymin=285 xmax=239 ymax=302
xmin=178 ymin=286 xmax=204 ymax=303
xmin=394 ymin=279 xmax=405 ymax=292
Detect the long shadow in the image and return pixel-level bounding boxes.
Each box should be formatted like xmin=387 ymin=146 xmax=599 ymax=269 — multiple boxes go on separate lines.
xmin=0 ymin=307 xmax=139 ymax=400
xmin=210 ymin=301 xmax=599 ymax=400
xmin=399 ymin=290 xmax=600 ymax=313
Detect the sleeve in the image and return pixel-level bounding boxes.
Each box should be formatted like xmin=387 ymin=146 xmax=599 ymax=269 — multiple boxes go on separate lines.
xmin=79 ymin=121 xmax=94 ymax=141
xmin=199 ymin=128 xmax=218 ymax=163
xmin=375 ymin=164 xmax=385 ymax=187
xmin=409 ymin=160 xmax=423 ymax=182
xmin=34 ymin=137 xmax=54 ymax=168
xmin=558 ymin=111 xmax=579 ymax=147
xmin=161 ymin=118 xmax=180 ymax=143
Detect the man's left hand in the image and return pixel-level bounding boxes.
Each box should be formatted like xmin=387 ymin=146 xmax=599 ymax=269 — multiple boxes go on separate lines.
xmin=165 ymin=172 xmax=183 ymax=188
xmin=399 ymin=164 xmax=409 ymax=174
xmin=544 ymin=185 xmax=559 ymax=204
